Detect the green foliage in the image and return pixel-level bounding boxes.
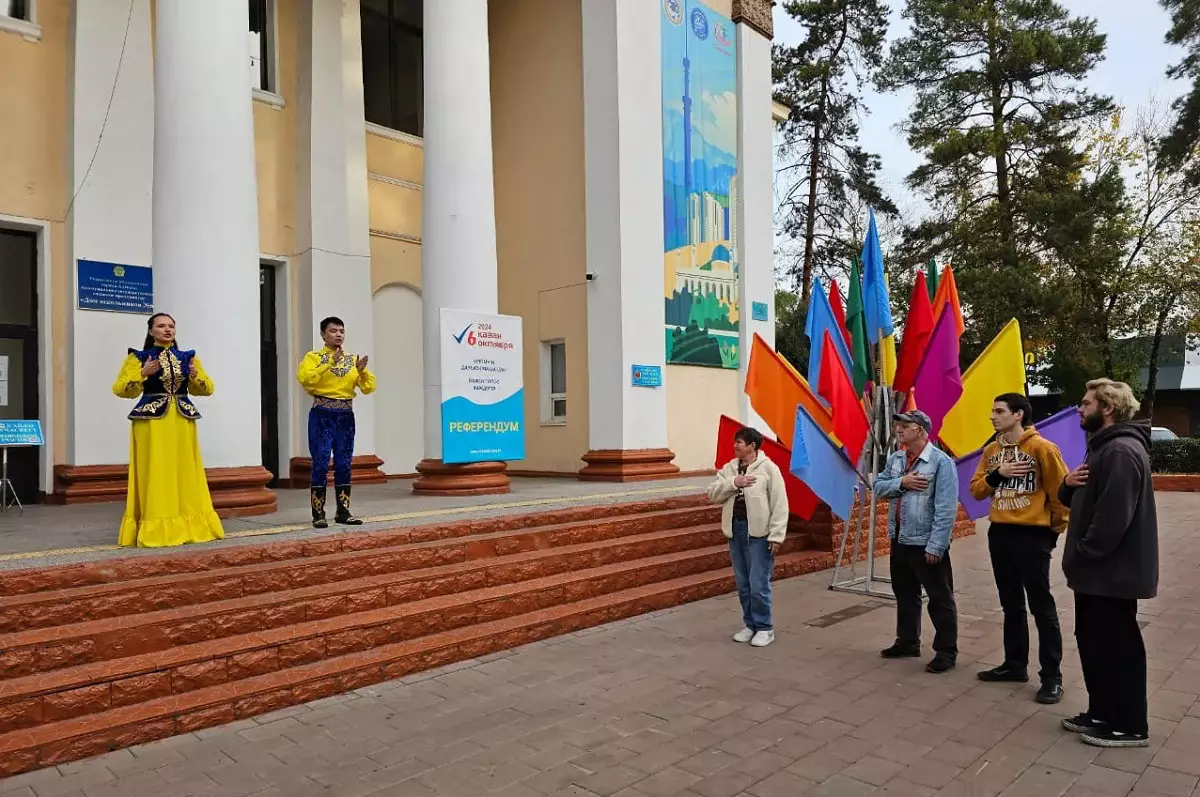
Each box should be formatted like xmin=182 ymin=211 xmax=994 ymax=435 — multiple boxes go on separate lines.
xmin=773 ymin=0 xmax=896 ymax=302
xmin=1150 ymin=437 xmax=1200 ymax=474
xmin=775 ymin=289 xmax=810 ymax=376
xmin=1159 ymin=0 xmax=1200 ymax=177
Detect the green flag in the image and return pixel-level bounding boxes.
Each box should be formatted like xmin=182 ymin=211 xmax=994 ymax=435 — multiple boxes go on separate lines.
xmin=846 ymin=258 xmax=871 ymax=394
xmin=926 ymin=257 xmax=939 ymax=301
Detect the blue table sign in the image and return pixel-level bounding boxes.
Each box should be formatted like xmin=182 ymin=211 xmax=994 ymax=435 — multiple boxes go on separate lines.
xmin=631 ymin=365 xmax=662 ymax=388
xmin=0 ymin=420 xmax=44 ymax=447
xmin=78 ymin=259 xmax=154 ymax=313
xmin=751 ymin=301 xmax=769 ymax=322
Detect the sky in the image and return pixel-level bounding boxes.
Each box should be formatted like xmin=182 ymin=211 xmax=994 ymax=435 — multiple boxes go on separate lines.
xmin=772 ymin=0 xmax=1184 ymax=216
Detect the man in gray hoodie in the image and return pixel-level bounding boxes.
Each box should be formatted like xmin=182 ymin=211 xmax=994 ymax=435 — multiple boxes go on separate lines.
xmin=1058 ymin=378 xmax=1159 ymax=749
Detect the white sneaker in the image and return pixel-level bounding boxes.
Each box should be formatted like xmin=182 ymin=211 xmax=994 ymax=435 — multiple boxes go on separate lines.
xmin=750 ymin=630 xmax=775 ymax=647
xmin=732 ymin=627 xmax=754 ymax=643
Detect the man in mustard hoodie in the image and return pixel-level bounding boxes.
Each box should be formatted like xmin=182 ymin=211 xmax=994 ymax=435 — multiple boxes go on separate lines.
xmin=970 ymin=393 xmax=1070 ymax=704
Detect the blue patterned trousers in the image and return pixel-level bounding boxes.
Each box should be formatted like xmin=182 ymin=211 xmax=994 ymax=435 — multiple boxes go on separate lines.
xmin=308 ymin=405 xmax=355 ymax=487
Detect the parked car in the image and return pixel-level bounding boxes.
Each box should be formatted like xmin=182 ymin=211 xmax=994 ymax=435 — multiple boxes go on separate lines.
xmin=1151 ymin=426 xmax=1179 ymax=443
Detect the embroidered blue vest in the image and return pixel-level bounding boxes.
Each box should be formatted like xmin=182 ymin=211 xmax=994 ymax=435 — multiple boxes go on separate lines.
xmin=125 ymin=347 xmax=202 ymax=421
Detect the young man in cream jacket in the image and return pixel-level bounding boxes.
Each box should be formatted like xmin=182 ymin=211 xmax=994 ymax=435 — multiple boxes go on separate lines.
xmin=707 ymin=427 xmax=789 ymax=647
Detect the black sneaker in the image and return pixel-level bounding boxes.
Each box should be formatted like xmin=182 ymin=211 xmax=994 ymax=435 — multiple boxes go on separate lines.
xmin=880 ymin=643 xmax=921 ymax=659
xmin=977 ymin=665 xmax=1029 ymax=683
xmin=1081 ymin=729 xmax=1149 ymax=748
xmin=1036 ymin=683 xmax=1063 ymax=704
xmin=1062 ymin=713 xmax=1107 ymax=734
xmin=926 ymin=657 xmax=956 ymax=674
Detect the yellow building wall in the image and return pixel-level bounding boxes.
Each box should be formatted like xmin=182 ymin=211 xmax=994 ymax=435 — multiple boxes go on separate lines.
xmin=366 ymin=134 xmax=424 ymax=292
xmin=0 ymin=6 xmax=71 ymax=469
xmin=667 ymin=365 xmax=738 ymax=472
xmin=252 ymin=0 xmax=297 ymax=259
xmin=489 ymin=0 xmax=589 ymax=475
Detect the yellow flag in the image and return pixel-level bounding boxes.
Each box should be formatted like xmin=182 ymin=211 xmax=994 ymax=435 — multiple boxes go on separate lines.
xmin=939 ymin=318 xmax=1026 ymax=456
xmin=879 ymin=272 xmax=897 ymax=386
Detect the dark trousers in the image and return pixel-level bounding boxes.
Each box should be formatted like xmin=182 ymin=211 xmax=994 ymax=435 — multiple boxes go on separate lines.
xmin=1075 ymin=593 xmax=1148 ymax=735
xmin=308 ymin=406 xmax=355 ymax=487
xmin=988 ymin=525 xmax=1063 ymax=683
xmin=890 ymin=544 xmax=958 ymax=659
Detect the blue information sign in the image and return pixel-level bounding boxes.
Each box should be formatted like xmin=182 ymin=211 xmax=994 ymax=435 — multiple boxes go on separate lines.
xmin=0 ymin=420 xmax=44 ymax=447
xmin=631 ymin=365 xmax=662 ymax=387
xmin=78 ymin=259 xmax=154 ymax=313
xmin=751 ymin=301 xmax=769 ymax=322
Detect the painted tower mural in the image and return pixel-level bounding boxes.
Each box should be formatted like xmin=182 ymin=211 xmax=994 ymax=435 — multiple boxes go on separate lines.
xmin=662 ymin=0 xmax=740 ymax=370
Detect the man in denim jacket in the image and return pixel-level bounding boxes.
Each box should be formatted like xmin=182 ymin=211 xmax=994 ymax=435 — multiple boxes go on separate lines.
xmin=873 ymin=410 xmax=960 ymax=673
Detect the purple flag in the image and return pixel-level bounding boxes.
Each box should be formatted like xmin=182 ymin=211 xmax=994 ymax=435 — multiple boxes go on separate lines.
xmin=955 ymin=407 xmax=1087 ymax=520
xmin=910 ymin=309 xmax=963 ymax=439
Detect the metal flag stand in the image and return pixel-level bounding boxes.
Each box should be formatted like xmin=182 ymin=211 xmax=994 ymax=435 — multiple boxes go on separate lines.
xmin=829 ymin=381 xmax=897 ymax=599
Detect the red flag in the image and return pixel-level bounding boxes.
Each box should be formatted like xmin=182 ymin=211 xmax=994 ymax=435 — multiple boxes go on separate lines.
xmin=932 ymin=265 xmax=965 ymax=338
xmin=828 ymin=280 xmax=852 ymax=350
xmin=894 ymin=271 xmax=935 ymax=394
xmin=817 ymin=331 xmax=870 ymax=464
xmin=715 ymin=415 xmax=821 ymax=520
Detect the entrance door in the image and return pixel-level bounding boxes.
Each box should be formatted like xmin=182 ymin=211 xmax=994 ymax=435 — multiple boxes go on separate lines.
xmin=259 ymin=265 xmax=280 ymax=485
xmin=0 ymin=230 xmax=40 ymax=504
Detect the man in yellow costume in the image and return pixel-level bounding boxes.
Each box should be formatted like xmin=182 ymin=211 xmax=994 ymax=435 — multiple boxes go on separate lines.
xmin=297 ymin=316 xmax=376 ymax=528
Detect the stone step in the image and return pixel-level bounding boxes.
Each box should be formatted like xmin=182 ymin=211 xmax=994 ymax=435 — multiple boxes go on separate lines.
xmin=0 ymin=494 xmax=711 ymax=598
xmin=0 ymin=538 xmax=813 ymax=735
xmin=0 ymin=524 xmax=733 ymax=679
xmin=0 ymin=548 xmax=831 ymax=777
xmin=0 ymin=503 xmax=719 ymax=633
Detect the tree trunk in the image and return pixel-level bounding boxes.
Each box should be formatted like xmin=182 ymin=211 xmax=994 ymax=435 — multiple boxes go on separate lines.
xmin=1143 ymin=297 xmax=1176 ymax=422
xmin=799 ymin=11 xmax=850 ymax=304
xmin=987 ymin=3 xmax=1017 ymax=269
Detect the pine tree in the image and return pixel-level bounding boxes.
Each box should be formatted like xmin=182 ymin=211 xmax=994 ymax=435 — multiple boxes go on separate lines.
xmin=1159 ymin=0 xmax=1200 ymax=178
xmin=877 ymin=0 xmax=1112 ymax=355
xmin=773 ymin=0 xmax=897 ymax=305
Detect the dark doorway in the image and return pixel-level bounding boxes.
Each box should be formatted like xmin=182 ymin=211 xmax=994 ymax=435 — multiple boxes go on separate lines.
xmin=0 ymin=230 xmax=41 ymax=504
xmin=259 ymin=264 xmax=280 ymax=486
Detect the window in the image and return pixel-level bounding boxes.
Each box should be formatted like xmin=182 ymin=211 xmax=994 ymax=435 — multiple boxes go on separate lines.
xmin=248 ymin=0 xmax=275 ymax=93
xmin=361 ymin=0 xmax=422 ymax=136
xmin=3 ymin=0 xmax=30 ymax=21
xmin=543 ymin=341 xmax=567 ymax=424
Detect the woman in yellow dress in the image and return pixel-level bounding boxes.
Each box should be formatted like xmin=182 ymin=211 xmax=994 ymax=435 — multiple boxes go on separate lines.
xmin=112 ymin=313 xmax=224 ymax=547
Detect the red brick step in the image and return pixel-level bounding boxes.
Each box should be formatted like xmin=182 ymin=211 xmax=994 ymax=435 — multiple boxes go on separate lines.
xmin=0 ymin=504 xmax=719 ymax=633
xmin=0 ymin=548 xmax=831 ymax=777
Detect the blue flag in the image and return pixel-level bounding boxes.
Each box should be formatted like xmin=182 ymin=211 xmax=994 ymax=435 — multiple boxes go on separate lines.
xmin=860 ymin=209 xmax=895 ymax=343
xmin=790 ymin=402 xmax=859 ymax=520
xmin=805 ymin=277 xmax=854 ymax=393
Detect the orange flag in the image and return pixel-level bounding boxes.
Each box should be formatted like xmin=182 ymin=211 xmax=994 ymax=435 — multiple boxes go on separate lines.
xmin=744 ymin=333 xmax=832 ymax=448
xmin=931 ymin=265 xmax=965 ymax=338
xmin=817 ymin=331 xmax=870 ymax=465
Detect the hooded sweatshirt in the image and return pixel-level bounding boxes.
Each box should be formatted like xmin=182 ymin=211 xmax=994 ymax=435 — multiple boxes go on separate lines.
xmin=969 ymin=426 xmax=1070 ymax=532
xmin=1059 ymin=420 xmax=1159 ymax=600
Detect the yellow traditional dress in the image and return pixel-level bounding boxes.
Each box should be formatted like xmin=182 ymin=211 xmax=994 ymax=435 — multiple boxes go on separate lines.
xmin=112 ymin=346 xmax=225 ymax=547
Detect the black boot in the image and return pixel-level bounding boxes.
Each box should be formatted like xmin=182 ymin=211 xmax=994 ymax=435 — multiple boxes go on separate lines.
xmin=335 ymin=485 xmax=362 ymax=525
xmin=310 ymin=486 xmax=328 ymax=529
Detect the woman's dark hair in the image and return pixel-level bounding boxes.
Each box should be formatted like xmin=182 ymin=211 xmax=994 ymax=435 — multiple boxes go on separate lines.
xmin=994 ymin=392 xmax=1034 ymax=428
xmin=143 ymin=312 xmax=176 ymax=350
xmin=733 ymin=427 xmax=765 ymax=451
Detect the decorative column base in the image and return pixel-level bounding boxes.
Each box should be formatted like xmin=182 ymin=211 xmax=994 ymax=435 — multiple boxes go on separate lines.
xmin=51 ymin=465 xmax=129 ymax=504
xmin=577 ymin=449 xmax=680 ymax=482
xmin=411 ymin=459 xmax=511 ymax=496
xmin=205 ymin=466 xmax=277 ymax=518
xmin=286 ymin=455 xmax=387 ymax=488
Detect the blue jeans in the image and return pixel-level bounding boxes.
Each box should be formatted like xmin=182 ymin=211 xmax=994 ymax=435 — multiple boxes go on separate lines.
xmin=729 ymin=516 xmax=774 ymax=631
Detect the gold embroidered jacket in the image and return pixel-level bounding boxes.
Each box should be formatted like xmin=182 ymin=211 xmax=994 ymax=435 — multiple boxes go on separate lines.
xmin=113 ymin=347 xmax=214 ymax=420
xmin=297 ymin=347 xmax=376 ymax=401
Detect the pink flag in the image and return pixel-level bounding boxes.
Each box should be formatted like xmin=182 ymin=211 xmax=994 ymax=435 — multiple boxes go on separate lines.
xmin=910 ymin=309 xmax=963 ymax=442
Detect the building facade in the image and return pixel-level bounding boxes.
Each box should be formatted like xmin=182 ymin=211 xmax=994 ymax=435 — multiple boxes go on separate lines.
xmin=0 ymin=0 xmax=779 ymax=514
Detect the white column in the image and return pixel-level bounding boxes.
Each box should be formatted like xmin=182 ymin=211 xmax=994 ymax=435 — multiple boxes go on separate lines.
xmin=734 ymin=7 xmax=775 ymax=433
xmin=66 ymin=0 xmax=155 ymax=467
xmin=580 ymin=0 xmax=673 ymax=462
xmin=419 ymin=0 xmax=500 ymax=462
xmin=295 ymin=0 xmax=376 ymax=460
xmin=153 ymin=0 xmax=262 ymax=469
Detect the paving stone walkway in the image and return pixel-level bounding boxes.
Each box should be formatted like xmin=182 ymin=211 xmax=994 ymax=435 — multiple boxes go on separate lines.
xmin=4 ymin=492 xmax=1200 ymax=797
